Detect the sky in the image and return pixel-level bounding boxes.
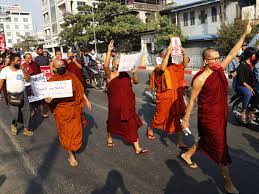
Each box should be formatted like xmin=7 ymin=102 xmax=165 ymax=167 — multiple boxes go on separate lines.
xmin=4 ymin=0 xmax=198 ymax=32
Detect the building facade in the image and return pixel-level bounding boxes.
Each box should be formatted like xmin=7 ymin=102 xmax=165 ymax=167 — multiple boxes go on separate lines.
xmin=0 ymin=4 xmax=33 ymax=48
xmin=41 ymin=0 xmax=97 ymax=53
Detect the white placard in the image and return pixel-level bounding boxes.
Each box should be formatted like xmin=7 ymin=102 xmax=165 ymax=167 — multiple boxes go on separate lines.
xmin=171 ymin=37 xmax=182 ymax=56
xmin=118 ymin=52 xmax=143 ymax=72
xmin=46 ymin=80 xmax=73 ymax=99
xmin=27 ymin=73 xmax=48 ymax=103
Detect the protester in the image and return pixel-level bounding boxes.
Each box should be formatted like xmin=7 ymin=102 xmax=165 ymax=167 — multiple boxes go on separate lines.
xmin=45 ymin=59 xmax=92 ymax=167
xmin=50 ymin=51 xmax=67 ymax=75
xmin=0 ymin=53 xmax=33 ymax=136
xmin=0 ymin=57 xmax=10 ymax=103
xmin=146 ymin=40 xmax=190 ymax=149
xmin=67 ymin=52 xmax=85 ymax=88
xmin=181 ymin=20 xmax=252 ymax=194
xmin=103 ymin=40 xmax=147 ymax=154
xmin=236 ymin=47 xmax=256 ymax=122
xmin=34 ymin=47 xmax=50 ymax=67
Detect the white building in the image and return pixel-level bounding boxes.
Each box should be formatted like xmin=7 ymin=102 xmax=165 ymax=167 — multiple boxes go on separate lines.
xmin=161 ymin=0 xmax=240 ymax=55
xmin=0 ymin=4 xmax=33 ymax=48
xmin=41 ymin=0 xmax=97 ymax=53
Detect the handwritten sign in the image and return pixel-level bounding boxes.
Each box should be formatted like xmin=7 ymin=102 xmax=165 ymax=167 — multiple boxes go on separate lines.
xmin=46 ymin=80 xmax=73 ymax=99
xmin=171 ymin=37 xmax=182 ymax=56
xmin=27 ymin=73 xmax=47 ymax=103
xmin=118 ymin=53 xmax=143 ymax=72
xmin=40 ymin=66 xmax=51 ymax=80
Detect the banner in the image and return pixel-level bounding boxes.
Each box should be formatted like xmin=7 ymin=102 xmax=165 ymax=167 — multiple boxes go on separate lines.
xmin=40 ymin=66 xmax=52 ymax=80
xmin=118 ymin=52 xmax=143 ymax=72
xmin=0 ymin=24 xmax=6 ymax=52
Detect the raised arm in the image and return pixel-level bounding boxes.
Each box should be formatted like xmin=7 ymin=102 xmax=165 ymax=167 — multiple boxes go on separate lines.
xmin=221 ymin=20 xmax=252 ymax=70
xmin=181 ymin=78 xmax=203 ymax=129
xmin=160 ymin=40 xmax=173 ymax=72
xmin=104 ymin=40 xmax=114 ymax=78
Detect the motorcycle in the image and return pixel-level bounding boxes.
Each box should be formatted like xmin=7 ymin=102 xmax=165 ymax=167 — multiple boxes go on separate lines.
xmin=144 ymin=79 xmax=198 ymax=114
xmin=231 ymin=93 xmax=259 ymax=126
xmin=84 ymin=59 xmax=106 ymax=90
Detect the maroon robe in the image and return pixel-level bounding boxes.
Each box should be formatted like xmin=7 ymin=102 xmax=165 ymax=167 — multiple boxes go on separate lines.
xmin=107 ymin=72 xmax=143 ymax=143
xmin=193 ymin=68 xmax=231 ymax=165
xmin=67 ymin=60 xmax=85 ymax=88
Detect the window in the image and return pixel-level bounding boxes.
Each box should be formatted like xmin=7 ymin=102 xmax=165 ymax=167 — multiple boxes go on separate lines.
xmin=7 ymin=32 xmax=11 ymax=36
xmin=24 ymin=25 xmax=29 ymax=29
xmin=190 ymin=11 xmax=195 ymax=25
xmin=15 ymin=25 xmax=19 ymax=29
xmin=171 ymin=13 xmax=176 ymax=24
xmin=16 ymin=32 xmax=20 ymax=36
xmin=77 ymin=1 xmax=86 ymax=6
xmin=14 ymin=18 xmax=18 ymax=22
xmin=8 ymin=39 xmax=12 ymax=43
xmin=212 ymin=7 xmax=217 ymax=22
xmin=23 ymin=18 xmax=28 ymax=22
xmin=183 ymin=12 xmax=188 ymax=26
xmin=199 ymin=10 xmax=207 ymax=24
xmin=6 ymin=25 xmax=10 ymax=29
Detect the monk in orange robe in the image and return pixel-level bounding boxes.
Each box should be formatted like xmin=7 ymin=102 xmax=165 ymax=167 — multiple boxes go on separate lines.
xmin=103 ymin=40 xmax=147 ymax=154
xmin=45 ymin=59 xmax=92 ymax=167
xmin=147 ymin=39 xmax=190 ymax=149
xmin=181 ymin=21 xmax=252 ymax=194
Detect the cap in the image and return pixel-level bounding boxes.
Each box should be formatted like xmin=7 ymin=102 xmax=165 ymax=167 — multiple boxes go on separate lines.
xmin=157 ymin=46 xmax=167 ymax=54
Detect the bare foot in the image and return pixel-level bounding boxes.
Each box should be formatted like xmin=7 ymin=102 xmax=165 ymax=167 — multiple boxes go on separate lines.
xmin=146 ymin=127 xmax=156 ymax=140
xmin=180 ymin=153 xmax=198 ymax=169
xmin=135 ymin=148 xmax=148 ymax=154
xmin=224 ymin=180 xmax=239 ymax=194
xmin=68 ymin=153 xmax=78 ymax=167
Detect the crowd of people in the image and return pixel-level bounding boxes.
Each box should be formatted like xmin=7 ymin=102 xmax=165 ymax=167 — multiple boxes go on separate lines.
xmin=0 ymin=20 xmax=258 ymax=194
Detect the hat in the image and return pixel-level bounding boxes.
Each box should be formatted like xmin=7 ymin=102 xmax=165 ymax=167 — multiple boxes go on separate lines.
xmin=242 ymin=42 xmax=248 ymax=46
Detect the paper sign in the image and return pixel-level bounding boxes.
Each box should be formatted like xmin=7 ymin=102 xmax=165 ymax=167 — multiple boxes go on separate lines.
xmin=46 ymin=80 xmax=73 ymax=99
xmin=171 ymin=37 xmax=182 ymax=56
xmin=27 ymin=73 xmax=48 ymax=103
xmin=40 ymin=66 xmax=52 ymax=80
xmin=118 ymin=53 xmax=143 ymax=72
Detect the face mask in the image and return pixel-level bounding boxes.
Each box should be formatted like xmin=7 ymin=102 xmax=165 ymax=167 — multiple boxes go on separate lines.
xmin=55 ymin=66 xmax=66 ymax=75
xmin=208 ymin=61 xmax=222 ymax=71
xmin=28 ymin=60 xmax=32 ymax=64
xmin=14 ymin=64 xmax=20 ymax=69
xmin=251 ymin=55 xmax=257 ymax=61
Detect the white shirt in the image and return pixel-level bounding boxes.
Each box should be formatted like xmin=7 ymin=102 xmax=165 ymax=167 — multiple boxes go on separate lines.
xmin=0 ymin=66 xmax=25 ymax=93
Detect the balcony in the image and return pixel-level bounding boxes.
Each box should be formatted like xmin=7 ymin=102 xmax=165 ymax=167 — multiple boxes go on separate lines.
xmin=57 ymin=0 xmax=65 ymax=7
xmin=126 ymin=2 xmax=163 ymax=11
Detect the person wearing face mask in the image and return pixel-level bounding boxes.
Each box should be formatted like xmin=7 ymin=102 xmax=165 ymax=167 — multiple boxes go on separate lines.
xmin=236 ymin=47 xmax=256 ymax=123
xmin=103 ymin=40 xmax=147 ymax=154
xmin=181 ymin=21 xmax=252 ymax=194
xmin=45 ymin=59 xmax=92 ymax=167
xmin=147 ymin=39 xmax=190 ymax=149
xmin=0 ymin=53 xmax=33 ymax=136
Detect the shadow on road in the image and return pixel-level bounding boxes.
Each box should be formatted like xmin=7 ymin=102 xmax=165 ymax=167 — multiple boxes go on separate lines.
xmin=138 ymin=102 xmax=155 ymax=127
xmin=91 ymin=170 xmax=130 ymax=194
xmin=77 ymin=112 xmax=98 ymax=154
xmin=243 ymin=133 xmax=259 ymax=153
xmin=165 ymin=159 xmax=220 ymax=194
xmin=0 ymin=175 xmax=6 ymax=187
xmin=25 ymin=137 xmax=60 ymax=194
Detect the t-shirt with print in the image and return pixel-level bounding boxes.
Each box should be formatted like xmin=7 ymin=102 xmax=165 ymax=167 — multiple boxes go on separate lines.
xmin=0 ymin=66 xmax=25 ymax=93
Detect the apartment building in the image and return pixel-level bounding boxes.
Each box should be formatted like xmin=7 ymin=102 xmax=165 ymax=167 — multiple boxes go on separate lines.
xmin=0 ymin=4 xmax=33 ymax=48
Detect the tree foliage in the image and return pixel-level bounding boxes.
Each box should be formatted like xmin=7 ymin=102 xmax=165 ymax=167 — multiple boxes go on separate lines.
xmin=217 ymin=19 xmax=259 ymax=53
xmin=14 ymin=33 xmax=42 ymax=51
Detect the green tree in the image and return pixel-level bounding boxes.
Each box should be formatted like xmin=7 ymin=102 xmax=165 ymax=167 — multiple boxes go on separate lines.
xmin=59 ymin=1 xmax=146 ymax=52
xmin=148 ymin=14 xmax=184 ymax=49
xmin=14 ymin=33 xmax=42 ymax=51
xmin=217 ymin=19 xmax=259 ymax=53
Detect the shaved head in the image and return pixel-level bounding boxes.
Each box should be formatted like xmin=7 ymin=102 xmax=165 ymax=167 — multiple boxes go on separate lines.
xmin=202 ymin=48 xmax=218 ymax=60
xmin=52 ymin=59 xmax=65 ymax=69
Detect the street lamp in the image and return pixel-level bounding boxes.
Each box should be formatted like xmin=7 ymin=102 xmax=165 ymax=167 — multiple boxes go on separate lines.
xmin=92 ymin=2 xmax=98 ymax=54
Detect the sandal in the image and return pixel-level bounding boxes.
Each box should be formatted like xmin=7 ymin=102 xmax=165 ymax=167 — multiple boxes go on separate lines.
xmin=136 ymin=148 xmax=148 ymax=155
xmin=23 ymin=130 xmax=33 ymax=137
xmin=176 ymin=144 xmax=190 ymax=150
xmin=107 ymin=142 xmax=115 ymax=148
xmin=68 ymin=158 xmax=78 ymax=167
xmin=43 ymin=114 xmax=49 ymax=119
xmin=241 ymin=112 xmax=247 ymax=123
xmin=10 ymin=124 xmax=17 ymax=136
xmin=146 ymin=127 xmax=156 ymax=140
xmin=178 ymin=154 xmax=198 ymax=169
xmin=249 ymin=113 xmax=256 ymax=121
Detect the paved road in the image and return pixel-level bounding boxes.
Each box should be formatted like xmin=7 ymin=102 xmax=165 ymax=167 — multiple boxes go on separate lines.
xmin=0 ymin=72 xmax=258 ymax=194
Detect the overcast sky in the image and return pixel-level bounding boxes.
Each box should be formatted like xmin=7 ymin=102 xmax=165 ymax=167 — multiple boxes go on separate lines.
xmin=4 ymin=0 xmax=198 ymax=32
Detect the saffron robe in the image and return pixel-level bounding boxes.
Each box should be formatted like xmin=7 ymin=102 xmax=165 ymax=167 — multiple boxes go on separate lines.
xmin=151 ymin=64 xmax=186 ymax=134
xmin=193 ymin=68 xmax=231 ymax=165
xmin=48 ymin=71 xmax=87 ymax=151
xmin=107 ymin=72 xmax=142 ymax=143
